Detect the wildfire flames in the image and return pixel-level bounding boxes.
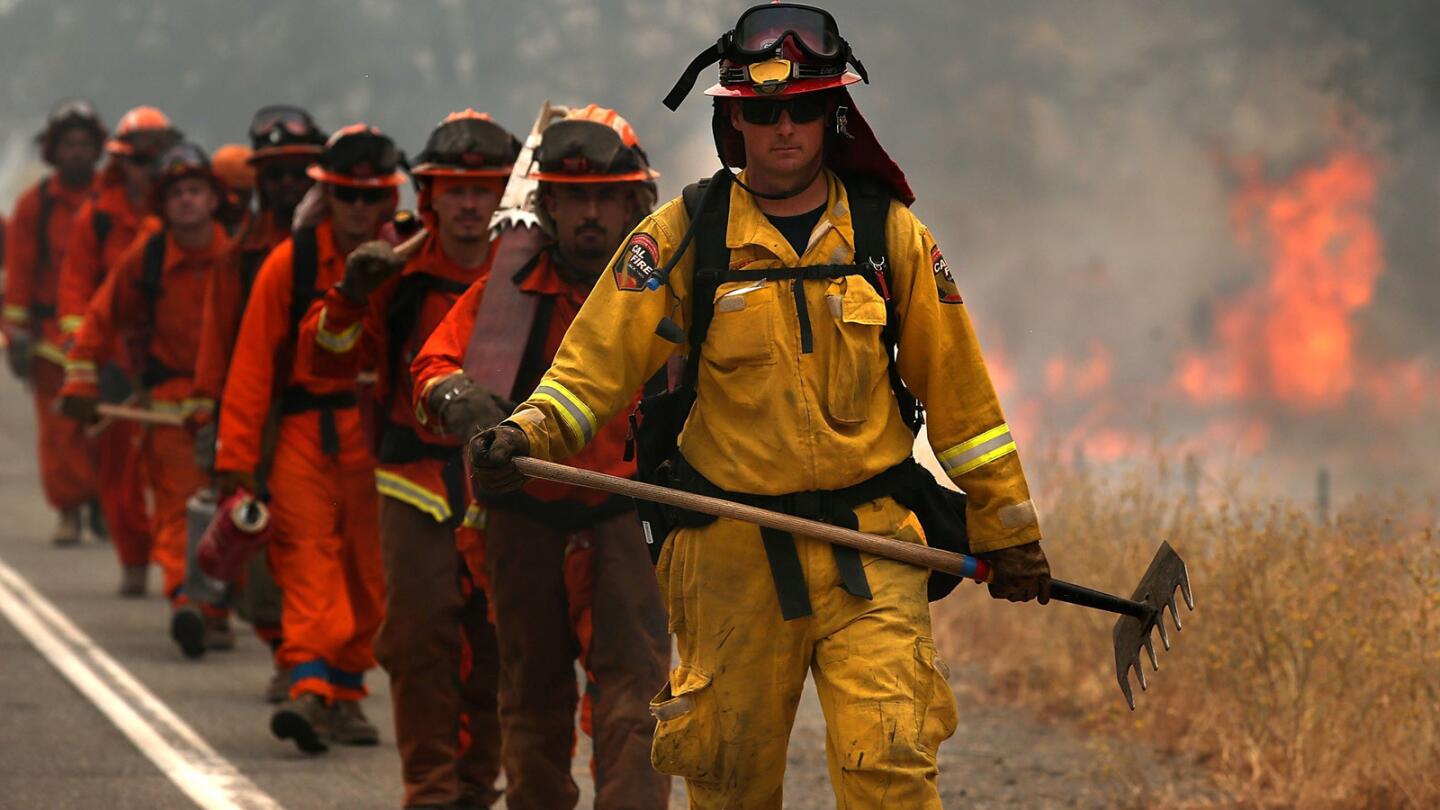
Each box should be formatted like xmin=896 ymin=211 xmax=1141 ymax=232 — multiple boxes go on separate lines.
xmin=988 ymin=141 xmax=1439 ymax=470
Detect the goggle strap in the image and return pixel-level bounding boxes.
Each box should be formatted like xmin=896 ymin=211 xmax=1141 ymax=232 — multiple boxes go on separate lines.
xmin=664 ymin=39 xmax=726 ymax=111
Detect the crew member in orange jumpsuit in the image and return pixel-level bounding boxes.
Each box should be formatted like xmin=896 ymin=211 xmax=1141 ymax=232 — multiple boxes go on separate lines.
xmin=214 ymin=125 xmax=398 ymax=754
xmin=302 ymin=109 xmax=517 ymax=809
xmin=191 ymin=106 xmax=326 ymax=703
xmin=58 ymin=143 xmax=231 ymax=653
xmin=411 ymin=105 xmax=671 ymax=809
xmin=3 ymin=100 xmax=107 ymax=548
xmin=57 ymin=106 xmax=181 ymax=595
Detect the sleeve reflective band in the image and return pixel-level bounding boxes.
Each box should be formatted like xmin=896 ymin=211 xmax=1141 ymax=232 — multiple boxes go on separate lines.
xmin=315 ymin=308 xmax=363 ymax=354
xmin=59 ymin=315 xmax=85 ymax=334
xmin=34 ymin=341 xmax=69 ymax=365
xmin=2 ymin=305 xmax=29 ymax=324
xmin=532 ymin=381 xmax=597 ymax=443
xmin=375 ymin=469 xmax=452 ymax=524
xmin=181 ymin=398 xmax=215 ymax=419
xmin=64 ymin=358 xmax=98 ymax=384
xmin=462 ymin=503 xmax=487 ymax=530
xmin=937 ymin=423 xmax=1017 ymax=478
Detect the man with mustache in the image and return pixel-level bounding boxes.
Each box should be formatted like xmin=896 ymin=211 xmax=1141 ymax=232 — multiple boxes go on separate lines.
xmin=300 ymin=109 xmax=517 ymax=809
xmin=409 ymin=104 xmax=671 ymax=810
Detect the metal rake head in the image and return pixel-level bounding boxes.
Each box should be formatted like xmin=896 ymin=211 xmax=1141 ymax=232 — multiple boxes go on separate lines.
xmin=1112 ymin=541 xmax=1195 ymax=709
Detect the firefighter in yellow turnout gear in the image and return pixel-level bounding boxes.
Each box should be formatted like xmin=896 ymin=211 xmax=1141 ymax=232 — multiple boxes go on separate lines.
xmin=473 ymin=5 xmax=1051 ymax=806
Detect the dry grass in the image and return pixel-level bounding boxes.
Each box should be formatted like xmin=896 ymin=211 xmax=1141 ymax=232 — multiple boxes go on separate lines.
xmin=934 ymin=452 xmax=1440 ymax=809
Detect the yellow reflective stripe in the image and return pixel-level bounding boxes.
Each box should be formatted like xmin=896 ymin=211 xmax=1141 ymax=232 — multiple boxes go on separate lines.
xmin=937 ymin=423 xmax=1018 ymax=478
xmin=2 ymin=305 xmax=28 ymax=324
xmin=532 ymin=381 xmax=596 ymax=443
xmin=59 ymin=315 xmax=85 ymax=334
xmin=33 ymin=341 xmax=68 ymax=365
xmin=315 ymin=309 xmax=363 ymax=354
xmin=182 ymin=397 xmax=215 ymax=418
xmin=64 ymin=359 xmax=97 ymax=385
xmin=415 ymin=373 xmax=458 ymax=428
xmin=462 ymin=503 xmax=487 ymax=530
xmin=148 ymin=399 xmax=185 ymax=415
xmin=375 ymin=469 xmax=452 ymax=523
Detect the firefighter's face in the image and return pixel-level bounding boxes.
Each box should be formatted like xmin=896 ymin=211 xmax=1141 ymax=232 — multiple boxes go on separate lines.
xmin=51 ymin=128 xmax=101 ymax=182
xmin=730 ymin=99 xmax=826 ymax=188
xmin=326 ymin=184 xmax=393 ymax=242
xmin=162 ymin=176 xmax=219 ymax=229
xmin=430 ymin=178 xmax=502 ymax=244
xmin=542 ymin=183 xmax=638 ymax=269
xmin=256 ymin=157 xmax=313 ymax=214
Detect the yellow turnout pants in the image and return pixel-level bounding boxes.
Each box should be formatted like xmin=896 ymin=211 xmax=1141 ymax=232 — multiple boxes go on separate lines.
xmin=651 ymin=496 xmax=959 ymax=808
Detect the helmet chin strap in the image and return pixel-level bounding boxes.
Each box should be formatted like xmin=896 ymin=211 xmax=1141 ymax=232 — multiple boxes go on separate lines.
xmin=724 ymin=158 xmax=825 ymax=201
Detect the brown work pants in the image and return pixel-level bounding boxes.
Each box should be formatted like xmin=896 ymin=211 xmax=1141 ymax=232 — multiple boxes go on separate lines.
xmin=374 ymin=497 xmax=501 ymax=809
xmin=486 ymin=506 xmax=670 ymax=810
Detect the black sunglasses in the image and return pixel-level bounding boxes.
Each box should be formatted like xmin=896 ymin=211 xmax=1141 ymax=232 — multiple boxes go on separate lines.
xmin=331 ymin=185 xmax=391 ymax=205
xmin=126 ymin=152 xmax=159 ymax=167
xmin=738 ymin=94 xmax=830 ymax=126
xmin=261 ymin=164 xmax=309 ymax=183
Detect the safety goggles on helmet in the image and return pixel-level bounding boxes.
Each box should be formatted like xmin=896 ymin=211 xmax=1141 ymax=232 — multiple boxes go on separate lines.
xmin=248 ymin=105 xmax=326 ymax=160
xmin=738 ymin=93 xmax=832 ymax=126
xmin=664 ymin=2 xmax=867 ymax=110
xmin=308 ymin=125 xmax=406 ymax=188
xmin=533 ymin=119 xmax=651 ymax=181
xmin=157 ymin=142 xmax=209 ymax=177
xmin=331 ymin=185 xmax=392 ymax=205
xmin=411 ymin=116 xmax=519 ymax=177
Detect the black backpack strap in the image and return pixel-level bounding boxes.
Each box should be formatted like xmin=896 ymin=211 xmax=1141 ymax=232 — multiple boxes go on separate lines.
xmin=288 ymin=225 xmax=319 ymax=335
xmin=35 ymin=183 xmax=55 ymax=271
xmin=384 ymin=271 xmax=470 ymax=406
xmin=137 ymin=232 xmax=177 ymax=388
xmin=92 ymin=210 xmax=112 ymax=263
xmin=840 ymin=174 xmax=924 ymax=434
xmin=681 ymin=169 xmax=734 ymax=390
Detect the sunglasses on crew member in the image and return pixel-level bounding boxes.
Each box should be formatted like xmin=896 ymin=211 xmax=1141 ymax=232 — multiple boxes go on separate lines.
xmin=738 ymin=94 xmax=830 ymax=126
xmin=331 ymin=185 xmax=391 ymax=205
xmin=260 ymin=164 xmax=308 ymax=183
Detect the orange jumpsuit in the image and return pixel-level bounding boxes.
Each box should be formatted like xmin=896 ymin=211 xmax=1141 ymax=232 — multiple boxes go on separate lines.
xmin=411 ymin=248 xmax=668 ymax=808
xmin=216 ymin=219 xmax=384 ymax=703
xmin=302 ymin=234 xmax=500 ymax=807
xmin=61 ymin=224 xmax=228 ymax=602
xmin=58 ymin=179 xmax=155 ymax=566
xmin=2 ymin=176 xmax=100 ymax=513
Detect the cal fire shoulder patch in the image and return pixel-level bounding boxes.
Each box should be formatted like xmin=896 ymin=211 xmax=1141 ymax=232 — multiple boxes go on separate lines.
xmin=615 ymin=233 xmax=660 ymax=292
xmin=932 ymin=244 xmax=963 ymax=304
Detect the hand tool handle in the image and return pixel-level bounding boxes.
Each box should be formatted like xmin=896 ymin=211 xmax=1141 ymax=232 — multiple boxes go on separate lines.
xmin=1049 ymin=580 xmax=1152 ymax=619
xmin=509 ymin=456 xmax=1158 ymax=618
xmin=96 ymin=403 xmax=184 ymax=427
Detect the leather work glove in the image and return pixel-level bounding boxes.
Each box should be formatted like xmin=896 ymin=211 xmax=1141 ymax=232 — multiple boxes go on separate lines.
xmin=58 ymin=392 xmax=100 ymax=425
xmin=980 ymin=541 xmax=1052 ymax=604
xmin=215 ymin=469 xmax=257 ymax=501
xmin=427 ymin=374 xmax=514 ymax=438
xmin=338 ymin=240 xmax=405 ymax=302
xmin=5 ymin=333 xmax=33 ymax=381
xmin=469 ymin=424 xmax=530 ymax=493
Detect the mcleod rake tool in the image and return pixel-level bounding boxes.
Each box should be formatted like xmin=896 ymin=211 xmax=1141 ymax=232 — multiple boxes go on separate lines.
xmin=511 ymin=456 xmax=1195 ymax=709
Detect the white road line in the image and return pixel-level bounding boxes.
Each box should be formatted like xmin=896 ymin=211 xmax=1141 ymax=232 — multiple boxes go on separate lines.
xmin=0 ymin=556 xmax=284 ymax=810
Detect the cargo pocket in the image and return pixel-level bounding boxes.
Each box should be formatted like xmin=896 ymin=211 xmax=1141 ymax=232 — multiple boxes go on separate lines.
xmin=704 ymin=281 xmax=777 ymax=369
xmin=914 ymin=636 xmax=960 ymax=755
xmin=650 ymin=664 xmax=720 ymax=782
xmin=826 ymin=277 xmax=888 ymax=424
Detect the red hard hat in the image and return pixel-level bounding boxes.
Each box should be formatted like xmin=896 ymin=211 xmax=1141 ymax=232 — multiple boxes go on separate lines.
xmin=107 ymin=106 xmax=182 ymax=157
xmin=530 ymin=104 xmax=660 ymax=184
xmin=307 ymin=124 xmax=407 ymax=188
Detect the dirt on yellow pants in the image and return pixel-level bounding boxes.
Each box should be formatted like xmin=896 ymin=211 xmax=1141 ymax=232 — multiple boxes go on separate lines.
xmin=140 ymin=424 xmax=207 ymax=604
xmin=651 ymin=496 xmax=959 ymax=809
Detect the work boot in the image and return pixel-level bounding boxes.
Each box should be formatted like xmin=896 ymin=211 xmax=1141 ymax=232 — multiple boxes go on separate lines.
xmin=85 ymin=499 xmax=108 ymax=542
xmin=118 ymin=565 xmax=148 ymax=598
xmin=203 ymin=615 xmax=235 ymax=651
xmin=264 ymin=667 xmax=291 ymax=704
xmin=50 ymin=509 xmax=82 ymax=547
xmin=169 ymin=604 xmax=206 ymax=659
xmin=327 ymin=699 xmax=379 ymax=746
xmin=271 ymin=693 xmax=330 ymax=754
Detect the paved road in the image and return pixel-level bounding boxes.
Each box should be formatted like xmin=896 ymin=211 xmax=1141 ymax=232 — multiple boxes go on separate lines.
xmin=0 ymin=371 xmax=1187 ymax=809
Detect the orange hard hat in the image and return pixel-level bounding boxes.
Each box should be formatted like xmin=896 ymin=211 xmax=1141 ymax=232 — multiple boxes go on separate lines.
xmin=211 ymin=144 xmax=255 ymax=191
xmin=529 ymin=104 xmax=660 ymax=184
xmin=410 ymin=110 xmax=520 ymax=179
xmin=106 ymin=106 xmax=182 ymax=157
xmin=307 ymin=124 xmax=407 ymax=188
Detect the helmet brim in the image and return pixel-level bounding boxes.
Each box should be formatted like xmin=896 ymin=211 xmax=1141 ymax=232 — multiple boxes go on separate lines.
xmin=410 ymin=164 xmax=513 ymax=179
xmin=306 ymin=165 xmax=407 ymax=188
xmin=529 ymin=169 xmax=660 ymax=184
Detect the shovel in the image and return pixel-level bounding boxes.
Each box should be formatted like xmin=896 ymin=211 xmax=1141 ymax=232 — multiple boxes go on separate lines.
xmin=511 ymin=456 xmax=1194 ymax=709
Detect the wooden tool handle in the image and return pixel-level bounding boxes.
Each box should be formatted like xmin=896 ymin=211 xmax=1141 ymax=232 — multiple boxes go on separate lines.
xmin=394 ymin=228 xmax=428 ymax=259
xmin=96 ymin=403 xmax=184 ymax=427
xmin=511 ymin=456 xmax=992 ymax=581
